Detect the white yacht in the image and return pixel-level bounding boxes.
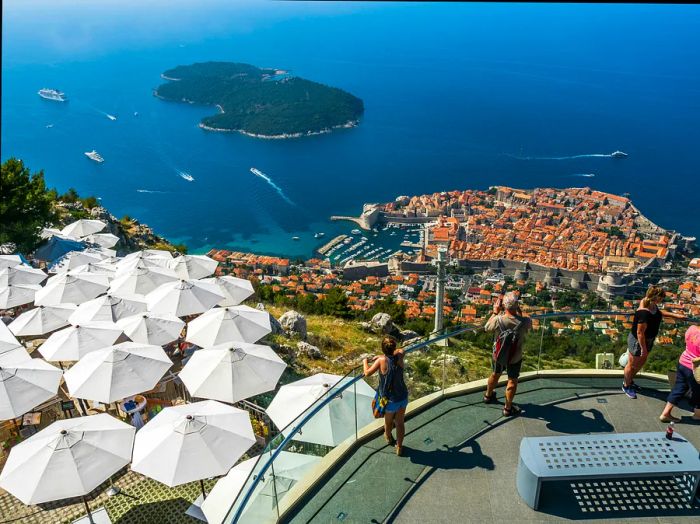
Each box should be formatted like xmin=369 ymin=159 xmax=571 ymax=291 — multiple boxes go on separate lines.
xmin=314 ymin=232 xmax=325 ymax=239
xmin=179 ymin=171 xmax=194 ymax=182
xmin=611 ymin=151 xmax=628 ymax=158
xmin=38 ymin=88 xmax=66 ymax=102
xmin=84 ymin=150 xmax=104 ymax=163
xmin=351 ymin=229 xmax=361 ymax=235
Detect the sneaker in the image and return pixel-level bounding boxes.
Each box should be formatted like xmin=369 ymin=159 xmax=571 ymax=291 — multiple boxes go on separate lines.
xmin=630 ymin=382 xmax=642 ymax=393
xmin=622 ymin=384 xmax=637 ymax=399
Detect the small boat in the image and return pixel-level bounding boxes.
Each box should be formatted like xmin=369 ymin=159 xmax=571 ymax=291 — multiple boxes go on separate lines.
xmin=611 ymin=151 xmax=628 ymax=158
xmin=46 ymin=124 xmax=54 ymax=128
xmin=314 ymin=232 xmax=325 ymax=239
xmin=38 ymin=88 xmax=66 ymax=102
xmin=292 ymin=236 xmax=300 ymax=241
xmin=134 ymin=112 xmax=139 ymax=117
xmin=106 ymin=114 xmax=117 ymax=121
xmin=351 ymin=229 xmax=361 ymax=235
xmin=179 ymin=171 xmax=194 ymax=182
xmin=84 ymin=150 xmax=104 ymax=163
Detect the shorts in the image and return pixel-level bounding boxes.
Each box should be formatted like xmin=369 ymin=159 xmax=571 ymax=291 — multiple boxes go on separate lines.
xmin=385 ymin=398 xmax=408 ymax=413
xmin=627 ymin=333 xmax=655 ymax=357
xmin=492 ymin=359 xmax=522 ymax=379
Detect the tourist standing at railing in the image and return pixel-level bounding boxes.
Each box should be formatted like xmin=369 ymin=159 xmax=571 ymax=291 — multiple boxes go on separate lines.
xmin=622 ymin=286 xmax=666 ymax=399
xmin=658 ymin=325 xmax=700 ymax=422
xmin=363 ymin=337 xmax=409 ymax=456
xmin=483 ymin=291 xmax=532 ymax=417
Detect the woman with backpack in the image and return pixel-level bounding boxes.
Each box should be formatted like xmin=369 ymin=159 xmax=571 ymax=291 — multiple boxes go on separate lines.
xmin=363 ymin=337 xmax=409 ymax=456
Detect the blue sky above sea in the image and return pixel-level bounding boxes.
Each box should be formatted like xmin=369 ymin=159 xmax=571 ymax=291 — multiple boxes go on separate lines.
xmin=3 ymin=1 xmax=700 ymax=256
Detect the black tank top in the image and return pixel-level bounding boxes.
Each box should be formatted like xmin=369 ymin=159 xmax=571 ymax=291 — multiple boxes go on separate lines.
xmin=379 ymin=355 xmax=408 ymax=402
xmin=631 ymin=308 xmax=662 ymax=340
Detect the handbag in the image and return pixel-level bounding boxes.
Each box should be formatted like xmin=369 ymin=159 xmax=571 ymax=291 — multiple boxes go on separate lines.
xmin=692 ymin=357 xmax=700 ymax=383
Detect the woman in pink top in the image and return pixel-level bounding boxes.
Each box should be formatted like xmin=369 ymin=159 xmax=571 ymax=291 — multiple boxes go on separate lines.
xmin=659 ymin=325 xmax=700 ymax=422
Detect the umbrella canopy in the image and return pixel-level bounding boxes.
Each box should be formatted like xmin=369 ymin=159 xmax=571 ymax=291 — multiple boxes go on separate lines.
xmin=146 ymin=279 xmax=225 ymax=317
xmin=0 ymin=413 xmax=135 ymax=505
xmin=266 ymin=373 xmax=377 ymax=446
xmin=0 ymin=255 xmax=23 ymax=270
xmin=49 ymin=250 xmax=107 ymax=274
xmin=0 ymin=265 xmax=47 ymax=287
xmin=179 ymin=343 xmax=286 ymax=404
xmin=33 ymin=236 xmax=86 ymax=264
xmin=0 ymin=322 xmax=29 ymax=365
xmin=131 ymin=400 xmax=255 ymax=487
xmin=69 ymin=294 xmax=147 ymax=325
xmin=116 ymin=312 xmax=184 ymax=346
xmin=109 ymin=265 xmax=178 ymax=298
xmin=200 ymin=275 xmax=254 ymax=307
xmin=167 ymin=255 xmax=218 ymax=280
xmin=0 ymin=284 xmax=40 ymax=309
xmin=0 ymin=321 xmax=22 ymax=353
xmin=34 ymin=272 xmax=109 ymax=306
xmin=63 ymin=341 xmax=171 ymax=403
xmin=201 ymin=452 xmax=321 ymax=524
xmin=37 ymin=322 xmax=123 ymax=361
xmin=82 ymin=232 xmax=120 ymax=249
xmin=0 ymin=358 xmax=63 ymax=420
xmin=60 ymin=219 xmax=107 ymax=238
xmin=71 ymin=261 xmax=117 ymax=276
xmin=185 ymin=305 xmax=271 ymax=347
xmin=116 ymin=251 xmax=172 ymax=273
xmin=8 ymin=303 xmax=76 ymax=337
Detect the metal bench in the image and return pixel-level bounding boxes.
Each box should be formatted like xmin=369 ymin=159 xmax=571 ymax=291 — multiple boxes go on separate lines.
xmin=517 ymin=432 xmax=700 ymax=510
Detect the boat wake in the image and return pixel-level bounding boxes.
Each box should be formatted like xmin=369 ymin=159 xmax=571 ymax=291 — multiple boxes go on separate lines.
xmin=178 ymin=170 xmax=194 ymax=182
xmin=99 ymin=111 xmax=117 ymax=121
xmin=570 ymin=173 xmax=596 ymax=178
xmin=508 ymin=153 xmax=612 ymax=160
xmin=136 ymin=189 xmax=167 ymax=193
xmin=250 ymin=168 xmax=295 ymax=206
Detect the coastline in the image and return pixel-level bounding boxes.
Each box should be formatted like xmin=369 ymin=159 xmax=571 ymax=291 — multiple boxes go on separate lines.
xmin=198 ymin=119 xmax=359 ymax=139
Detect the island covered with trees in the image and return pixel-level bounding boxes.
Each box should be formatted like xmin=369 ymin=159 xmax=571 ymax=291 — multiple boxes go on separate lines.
xmin=154 ymin=62 xmax=364 ymax=138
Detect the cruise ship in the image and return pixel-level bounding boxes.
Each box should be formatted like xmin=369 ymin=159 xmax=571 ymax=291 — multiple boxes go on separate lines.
xmin=38 ymin=88 xmax=67 ymax=102
xmin=611 ymin=150 xmax=628 ymax=158
xmin=84 ymin=150 xmax=104 ymax=163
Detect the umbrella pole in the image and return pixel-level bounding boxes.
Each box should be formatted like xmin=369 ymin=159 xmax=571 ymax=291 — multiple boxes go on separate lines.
xmin=82 ymin=496 xmax=95 ymax=524
xmin=200 ymin=479 xmax=207 ymax=500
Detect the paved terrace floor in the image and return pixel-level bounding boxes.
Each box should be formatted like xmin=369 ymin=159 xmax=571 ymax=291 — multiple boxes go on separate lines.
xmin=284 ymin=376 xmax=700 ymax=524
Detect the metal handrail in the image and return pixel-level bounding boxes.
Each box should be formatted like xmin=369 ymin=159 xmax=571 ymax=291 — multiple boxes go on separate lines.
xmin=227 ymin=310 xmax=699 ymax=522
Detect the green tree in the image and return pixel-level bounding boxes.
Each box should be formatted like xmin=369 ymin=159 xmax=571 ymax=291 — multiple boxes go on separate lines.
xmin=0 ymin=158 xmax=57 ymax=253
xmin=320 ymin=287 xmax=351 ymax=318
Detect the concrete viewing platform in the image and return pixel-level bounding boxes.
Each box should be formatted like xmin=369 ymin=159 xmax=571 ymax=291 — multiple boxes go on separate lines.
xmin=281 ymin=373 xmax=700 ymax=523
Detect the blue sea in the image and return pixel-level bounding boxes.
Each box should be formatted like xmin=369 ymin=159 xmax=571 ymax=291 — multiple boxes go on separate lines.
xmin=3 ymin=1 xmax=700 ymax=257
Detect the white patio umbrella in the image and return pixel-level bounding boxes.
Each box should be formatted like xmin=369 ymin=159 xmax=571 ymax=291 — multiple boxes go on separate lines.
xmin=0 ymin=255 xmax=22 ymax=270
xmin=37 ymin=322 xmax=123 ymax=361
xmin=60 ymin=219 xmax=106 ymax=238
xmin=131 ymin=400 xmax=255 ymax=491
xmin=108 ymin=264 xmax=178 ymax=298
xmin=69 ymin=294 xmax=147 ymax=325
xmin=146 ymin=279 xmax=225 ymax=317
xmin=0 ymin=322 xmax=29 ymax=365
xmin=49 ymin=250 xmax=106 ymax=274
xmin=201 ymin=275 xmax=254 ymax=306
xmin=185 ymin=305 xmax=271 ymax=347
xmin=71 ymin=261 xmax=117 ymax=276
xmin=34 ymin=272 xmax=109 ymax=306
xmin=8 ymin=303 xmax=76 ymax=337
xmin=266 ymin=373 xmax=377 ymax=446
xmin=201 ymin=452 xmax=321 ymax=524
xmin=116 ymin=312 xmax=184 ymax=346
xmin=179 ymin=342 xmax=286 ymax=403
xmin=64 ymin=341 xmax=171 ymax=403
xmin=82 ymin=232 xmax=120 ymax=249
xmin=0 ymin=284 xmax=40 ymax=309
xmin=168 ymin=254 xmax=218 ymax=280
xmin=0 ymin=265 xmax=47 ymax=286
xmin=0 ymin=413 xmax=134 ymax=512
xmin=0 ymin=321 xmax=21 ymax=353
xmin=0 ymin=358 xmax=63 ymax=420
xmin=116 ymin=250 xmax=172 ymax=273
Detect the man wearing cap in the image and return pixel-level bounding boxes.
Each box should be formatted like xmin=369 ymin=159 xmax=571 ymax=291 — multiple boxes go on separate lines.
xmin=483 ymin=291 xmax=532 ymax=417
